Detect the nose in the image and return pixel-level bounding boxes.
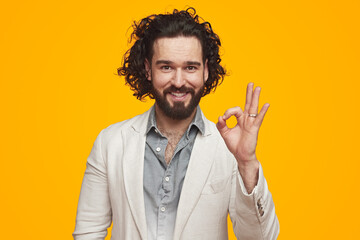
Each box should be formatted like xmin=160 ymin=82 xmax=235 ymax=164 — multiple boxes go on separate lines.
xmin=172 ymin=69 xmax=185 ymax=88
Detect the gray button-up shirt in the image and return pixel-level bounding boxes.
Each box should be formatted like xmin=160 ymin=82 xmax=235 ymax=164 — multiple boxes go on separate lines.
xmin=143 ymin=106 xmax=205 ymax=240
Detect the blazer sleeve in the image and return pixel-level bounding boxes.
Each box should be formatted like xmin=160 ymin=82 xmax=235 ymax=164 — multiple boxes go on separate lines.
xmin=73 ymin=130 xmax=112 ymax=240
xmin=229 ymin=160 xmax=280 ymax=239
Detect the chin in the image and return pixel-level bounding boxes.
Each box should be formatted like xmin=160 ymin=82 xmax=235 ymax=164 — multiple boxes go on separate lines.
xmin=160 ymin=101 xmax=196 ymax=120
xmin=152 ymin=85 xmax=204 ymax=120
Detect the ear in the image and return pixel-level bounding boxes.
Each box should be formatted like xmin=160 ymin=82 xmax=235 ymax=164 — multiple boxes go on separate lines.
xmin=204 ymin=59 xmax=209 ymax=82
xmin=145 ymin=59 xmax=151 ymax=81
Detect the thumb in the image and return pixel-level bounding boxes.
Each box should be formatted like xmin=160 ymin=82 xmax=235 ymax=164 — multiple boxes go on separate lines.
xmin=216 ymin=116 xmax=229 ymax=136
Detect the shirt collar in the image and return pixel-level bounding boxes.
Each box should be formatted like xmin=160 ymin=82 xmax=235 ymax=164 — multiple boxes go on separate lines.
xmin=145 ymin=105 xmax=205 ymax=136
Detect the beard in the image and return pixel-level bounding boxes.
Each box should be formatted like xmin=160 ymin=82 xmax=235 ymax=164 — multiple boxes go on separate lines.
xmin=152 ymin=84 xmax=204 ymax=120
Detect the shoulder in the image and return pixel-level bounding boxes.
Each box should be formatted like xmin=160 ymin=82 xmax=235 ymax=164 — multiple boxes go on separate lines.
xmin=98 ymin=108 xmax=151 ymax=143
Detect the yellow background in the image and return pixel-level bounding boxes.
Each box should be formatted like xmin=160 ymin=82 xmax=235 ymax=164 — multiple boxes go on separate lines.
xmin=1 ymin=0 xmax=359 ymax=239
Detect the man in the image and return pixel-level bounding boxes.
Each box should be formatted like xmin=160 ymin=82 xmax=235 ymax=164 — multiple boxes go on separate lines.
xmin=73 ymin=8 xmax=279 ymax=240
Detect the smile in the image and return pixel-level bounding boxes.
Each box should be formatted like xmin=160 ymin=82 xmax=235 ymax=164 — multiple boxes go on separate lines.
xmin=171 ymin=92 xmax=186 ymax=97
xmin=169 ymin=92 xmax=188 ymax=101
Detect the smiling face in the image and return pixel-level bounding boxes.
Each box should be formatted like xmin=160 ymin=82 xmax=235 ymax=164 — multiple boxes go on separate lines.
xmin=146 ymin=36 xmax=209 ymax=120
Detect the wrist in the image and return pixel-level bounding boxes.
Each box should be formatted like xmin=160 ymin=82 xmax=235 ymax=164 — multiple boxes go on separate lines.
xmin=235 ymin=153 xmax=258 ymax=168
xmin=237 ymin=160 xmax=259 ymax=176
xmin=237 ymin=160 xmax=259 ymax=193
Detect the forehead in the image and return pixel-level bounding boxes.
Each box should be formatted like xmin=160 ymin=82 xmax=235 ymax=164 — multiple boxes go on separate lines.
xmin=152 ymin=36 xmax=203 ymax=63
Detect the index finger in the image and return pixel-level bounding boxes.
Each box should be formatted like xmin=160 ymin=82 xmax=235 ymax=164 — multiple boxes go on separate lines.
xmin=222 ymin=106 xmax=244 ymax=121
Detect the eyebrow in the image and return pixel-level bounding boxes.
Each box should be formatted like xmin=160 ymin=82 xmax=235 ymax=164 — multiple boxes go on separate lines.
xmin=155 ymin=60 xmax=202 ymax=66
xmin=186 ymin=61 xmax=201 ymax=66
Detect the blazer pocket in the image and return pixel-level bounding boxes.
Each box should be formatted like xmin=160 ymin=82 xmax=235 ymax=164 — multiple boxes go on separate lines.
xmin=202 ymin=175 xmax=231 ymax=195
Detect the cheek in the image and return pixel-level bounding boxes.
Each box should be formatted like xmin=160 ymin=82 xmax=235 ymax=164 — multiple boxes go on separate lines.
xmin=152 ymin=72 xmax=172 ymax=88
xmin=187 ymin=72 xmax=205 ymax=88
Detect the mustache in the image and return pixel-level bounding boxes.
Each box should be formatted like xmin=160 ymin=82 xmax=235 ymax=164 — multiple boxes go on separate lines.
xmin=163 ymin=86 xmax=195 ymax=95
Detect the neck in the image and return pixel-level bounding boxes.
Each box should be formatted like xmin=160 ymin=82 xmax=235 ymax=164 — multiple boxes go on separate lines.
xmin=154 ymin=104 xmax=197 ymax=136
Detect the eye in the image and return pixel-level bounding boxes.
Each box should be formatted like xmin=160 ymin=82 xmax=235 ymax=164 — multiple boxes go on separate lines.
xmin=160 ymin=65 xmax=172 ymax=71
xmin=186 ymin=66 xmax=197 ymax=71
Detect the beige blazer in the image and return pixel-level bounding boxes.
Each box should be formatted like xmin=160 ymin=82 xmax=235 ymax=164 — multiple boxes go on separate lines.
xmin=73 ymin=108 xmax=279 ymax=240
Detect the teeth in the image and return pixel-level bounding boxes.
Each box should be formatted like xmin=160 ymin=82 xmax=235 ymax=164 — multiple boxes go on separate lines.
xmin=171 ymin=92 xmax=186 ymax=97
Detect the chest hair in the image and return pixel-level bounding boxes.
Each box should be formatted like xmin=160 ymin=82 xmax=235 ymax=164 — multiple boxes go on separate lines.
xmin=162 ymin=131 xmax=184 ymax=165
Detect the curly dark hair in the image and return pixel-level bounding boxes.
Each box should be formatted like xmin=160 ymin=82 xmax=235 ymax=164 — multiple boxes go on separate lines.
xmin=117 ymin=7 xmax=226 ymax=101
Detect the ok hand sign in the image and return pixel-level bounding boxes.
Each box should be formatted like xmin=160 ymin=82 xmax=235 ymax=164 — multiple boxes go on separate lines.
xmin=216 ymin=82 xmax=270 ymax=190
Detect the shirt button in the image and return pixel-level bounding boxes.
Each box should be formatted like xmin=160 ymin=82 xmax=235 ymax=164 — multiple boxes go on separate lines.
xmin=165 ymin=176 xmax=170 ymax=182
xmin=156 ymin=147 xmax=161 ymax=152
xmin=160 ymin=207 xmax=166 ymax=212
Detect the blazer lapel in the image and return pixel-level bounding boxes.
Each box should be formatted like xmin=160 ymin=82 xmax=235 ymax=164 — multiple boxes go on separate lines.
xmin=173 ymin=116 xmax=217 ymax=239
xmin=122 ymin=110 xmax=151 ymax=240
